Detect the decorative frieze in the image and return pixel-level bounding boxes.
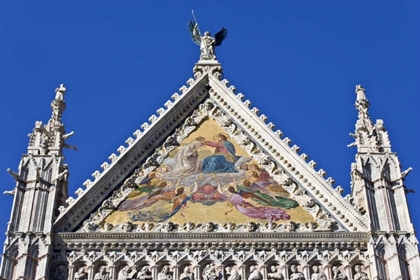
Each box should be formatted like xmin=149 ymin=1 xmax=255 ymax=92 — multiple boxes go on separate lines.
xmin=50 ymin=243 xmax=370 ymax=280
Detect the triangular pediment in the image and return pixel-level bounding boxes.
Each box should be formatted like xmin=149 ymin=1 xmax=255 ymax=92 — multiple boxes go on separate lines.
xmin=54 ymin=61 xmax=368 ymax=234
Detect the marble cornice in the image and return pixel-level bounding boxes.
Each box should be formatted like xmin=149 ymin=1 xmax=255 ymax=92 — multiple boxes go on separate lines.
xmin=55 ymin=232 xmax=369 ymax=249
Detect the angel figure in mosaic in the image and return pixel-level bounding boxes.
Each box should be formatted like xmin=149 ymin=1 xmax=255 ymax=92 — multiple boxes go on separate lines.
xmin=235 ymin=179 xmax=299 ymax=210
xmin=124 ymin=181 xmax=199 ymax=222
xmin=119 ymin=179 xmax=182 ymax=211
xmin=245 ymin=163 xmax=271 ymax=182
xmin=217 ymin=182 xmax=290 ymax=221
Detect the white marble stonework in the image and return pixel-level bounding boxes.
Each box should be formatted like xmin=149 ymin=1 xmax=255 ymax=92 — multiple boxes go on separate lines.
xmin=0 ymin=53 xmax=419 ymax=280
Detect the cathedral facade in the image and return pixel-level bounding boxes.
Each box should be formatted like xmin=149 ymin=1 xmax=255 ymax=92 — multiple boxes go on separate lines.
xmin=1 ymin=32 xmax=419 ymax=280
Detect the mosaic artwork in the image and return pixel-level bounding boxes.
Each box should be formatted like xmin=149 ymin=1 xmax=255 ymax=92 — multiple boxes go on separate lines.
xmin=106 ymin=119 xmax=314 ymax=225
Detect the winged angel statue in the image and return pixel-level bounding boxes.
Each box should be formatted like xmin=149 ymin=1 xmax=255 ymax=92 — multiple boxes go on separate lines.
xmin=188 ymin=20 xmax=228 ymax=60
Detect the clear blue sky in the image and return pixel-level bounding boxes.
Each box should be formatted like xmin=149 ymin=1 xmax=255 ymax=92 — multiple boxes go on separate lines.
xmin=0 ymin=1 xmax=419 ymax=240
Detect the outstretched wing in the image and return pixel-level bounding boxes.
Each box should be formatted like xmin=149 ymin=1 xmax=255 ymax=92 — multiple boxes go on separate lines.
xmin=188 ymin=20 xmax=201 ymax=45
xmin=214 ymin=27 xmax=228 ymax=46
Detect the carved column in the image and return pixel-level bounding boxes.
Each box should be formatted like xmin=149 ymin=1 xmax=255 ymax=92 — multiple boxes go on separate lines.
xmin=281 ymin=265 xmax=288 ymax=280
xmin=173 ymin=265 xmax=180 ymax=280
xmin=324 ymin=265 xmax=332 ymax=280
xmin=239 ymin=265 xmax=246 ymax=280
xmin=193 ymin=265 xmax=201 ymax=280
xmin=218 ymin=265 xmax=225 ymax=280
xmin=15 ymin=249 xmax=30 ymax=280
xmin=303 ymin=265 xmax=311 ymax=279
xmin=344 ymin=265 xmax=352 ymax=280
xmin=384 ymin=248 xmax=404 ymax=280
xmin=368 ymin=236 xmax=382 ymax=280
xmin=88 ymin=265 xmax=95 ymax=280
xmin=151 ymin=266 xmax=158 ymax=280
xmin=109 ymin=265 xmax=116 ymax=280
xmin=260 ymin=265 xmax=267 ymax=280
xmin=407 ymin=253 xmax=420 ymax=280
xmin=68 ymin=265 xmax=75 ymax=280
xmin=36 ymin=250 xmax=51 ymax=280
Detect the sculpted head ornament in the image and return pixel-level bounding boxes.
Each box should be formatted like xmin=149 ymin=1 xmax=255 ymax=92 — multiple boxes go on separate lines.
xmin=163 ymin=221 xmax=174 ymax=232
xmin=122 ymin=221 xmax=134 ymax=232
xmin=104 ymin=223 xmax=113 ymax=231
xmin=246 ymin=221 xmax=257 ymax=232
xmin=204 ymin=222 xmax=215 ymax=232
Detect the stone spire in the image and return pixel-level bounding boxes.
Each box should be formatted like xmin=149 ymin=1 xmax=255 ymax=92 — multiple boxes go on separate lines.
xmin=347 ymin=85 xmax=391 ymax=153
xmin=0 ymin=84 xmax=74 ymax=279
xmin=348 ymin=85 xmax=420 ymax=279
xmin=27 ymin=84 xmax=76 ymax=156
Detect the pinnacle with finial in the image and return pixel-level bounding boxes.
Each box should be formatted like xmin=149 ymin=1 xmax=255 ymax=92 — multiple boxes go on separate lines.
xmin=355 ymin=85 xmax=369 ymax=113
xmin=50 ymin=84 xmax=67 ymax=124
xmin=55 ymin=83 xmax=66 ymax=102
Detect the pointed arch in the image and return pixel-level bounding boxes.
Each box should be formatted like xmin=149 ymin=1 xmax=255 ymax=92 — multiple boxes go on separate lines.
xmin=1 ymin=245 xmax=19 ymax=280
xmin=396 ymin=245 xmax=411 ymax=280
xmin=397 ymin=240 xmax=420 ymax=280
xmin=374 ymin=242 xmax=387 ymax=278
xmin=26 ymin=244 xmax=39 ymax=280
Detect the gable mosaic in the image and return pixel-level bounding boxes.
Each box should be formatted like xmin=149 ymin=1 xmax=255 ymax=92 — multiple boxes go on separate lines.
xmin=105 ymin=119 xmax=314 ymax=227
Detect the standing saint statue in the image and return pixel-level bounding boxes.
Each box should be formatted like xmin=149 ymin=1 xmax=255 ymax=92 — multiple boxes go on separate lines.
xmin=332 ymin=266 xmax=347 ymax=280
xmin=118 ymin=265 xmax=137 ymax=280
xmin=353 ymin=265 xmax=369 ymax=280
xmin=202 ymin=264 xmax=218 ymax=280
xmin=225 ymin=267 xmax=240 ymax=280
xmin=248 ymin=266 xmax=262 ymax=280
xmin=289 ymin=265 xmax=305 ymax=280
xmin=267 ymin=265 xmax=284 ymax=280
xmin=74 ymin=267 xmax=87 ymax=280
xmin=94 ymin=266 xmax=110 ymax=280
xmin=188 ymin=20 xmax=228 ymax=60
xmin=310 ymin=265 xmax=327 ymax=280
xmin=180 ymin=266 xmax=194 ymax=280
xmin=158 ymin=265 xmax=173 ymax=280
